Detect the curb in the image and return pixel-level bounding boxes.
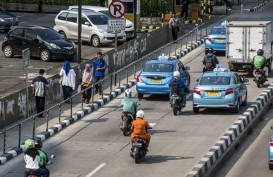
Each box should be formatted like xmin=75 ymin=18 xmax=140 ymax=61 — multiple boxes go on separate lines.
xmin=250 ymin=0 xmax=269 ymax=12
xmin=186 ymin=83 xmax=273 ymax=177
xmin=0 ymin=81 xmax=136 ymax=165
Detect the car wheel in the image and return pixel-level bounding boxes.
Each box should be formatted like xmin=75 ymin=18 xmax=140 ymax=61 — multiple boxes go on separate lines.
xmin=40 ymin=49 xmax=51 ymax=62
xmin=242 ymin=92 xmax=247 ymax=106
xmin=138 ymin=93 xmax=143 ymax=99
xmin=269 ymin=163 xmax=273 ymax=170
xmin=59 ymin=31 xmax=67 ymax=38
xmin=233 ymin=99 xmax=240 ymax=113
xmin=91 ymin=35 xmax=100 ymax=47
xmin=3 ymin=45 xmax=13 ymax=58
xmin=193 ymin=107 xmax=199 ymax=114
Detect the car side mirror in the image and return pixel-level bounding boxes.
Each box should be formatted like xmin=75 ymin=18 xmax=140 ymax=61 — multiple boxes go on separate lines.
xmin=196 ymin=79 xmax=199 ymax=82
xmin=185 ymin=66 xmax=190 ymax=70
xmin=84 ymin=21 xmax=91 ymax=26
xmin=243 ymin=78 xmax=249 ymax=83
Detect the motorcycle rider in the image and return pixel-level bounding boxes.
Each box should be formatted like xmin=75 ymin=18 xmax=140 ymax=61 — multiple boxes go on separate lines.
xmin=120 ymin=89 xmax=138 ymax=119
xmin=203 ymin=48 xmax=219 ymax=72
xmin=130 ymin=110 xmax=152 ymax=151
xmin=169 ymin=71 xmax=188 ymax=107
xmin=34 ymin=138 xmax=52 ymax=176
xmin=24 ymin=139 xmax=49 ymax=177
xmin=251 ymin=49 xmax=268 ymax=81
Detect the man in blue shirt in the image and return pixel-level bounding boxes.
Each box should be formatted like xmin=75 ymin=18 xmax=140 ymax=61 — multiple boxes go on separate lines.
xmin=169 ymin=71 xmax=187 ymax=107
xmin=92 ymin=52 xmax=108 ymax=95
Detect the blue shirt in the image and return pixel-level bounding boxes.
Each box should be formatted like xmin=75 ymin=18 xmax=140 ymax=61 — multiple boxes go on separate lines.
xmin=169 ymin=77 xmax=186 ymax=94
xmin=92 ymin=59 xmax=108 ymax=77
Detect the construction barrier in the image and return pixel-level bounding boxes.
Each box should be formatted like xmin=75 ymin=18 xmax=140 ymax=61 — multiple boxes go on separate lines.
xmin=139 ymin=25 xmax=160 ymax=33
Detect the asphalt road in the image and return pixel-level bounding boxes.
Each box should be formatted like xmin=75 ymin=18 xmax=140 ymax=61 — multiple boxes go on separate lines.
xmin=1 ymin=43 xmax=273 ymax=177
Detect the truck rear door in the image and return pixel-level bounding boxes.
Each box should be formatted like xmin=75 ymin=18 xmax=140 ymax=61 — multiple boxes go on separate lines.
xmin=227 ymin=27 xmax=244 ymax=62
xmin=247 ymin=27 xmax=264 ymax=61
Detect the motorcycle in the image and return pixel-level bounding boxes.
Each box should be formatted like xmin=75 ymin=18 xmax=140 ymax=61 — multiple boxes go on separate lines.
xmin=130 ymin=136 xmax=148 ymax=164
xmin=27 ymin=155 xmax=55 ymax=177
xmin=254 ymin=69 xmax=267 ymax=88
xmin=119 ymin=112 xmax=134 ymax=136
xmin=171 ymin=93 xmax=184 ymax=115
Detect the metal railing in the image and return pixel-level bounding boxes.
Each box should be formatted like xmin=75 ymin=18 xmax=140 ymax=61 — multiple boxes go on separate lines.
xmin=0 ymin=23 xmax=209 ymax=156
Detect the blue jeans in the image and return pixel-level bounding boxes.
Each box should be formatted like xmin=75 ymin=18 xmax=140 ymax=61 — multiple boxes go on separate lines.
xmin=94 ymin=76 xmax=104 ymax=94
xmin=24 ymin=168 xmax=49 ymax=177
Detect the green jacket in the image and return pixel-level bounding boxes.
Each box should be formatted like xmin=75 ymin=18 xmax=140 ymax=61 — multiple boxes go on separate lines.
xmin=37 ymin=149 xmax=51 ymax=168
xmin=120 ymin=97 xmax=137 ymax=114
xmin=252 ymin=55 xmax=266 ymax=69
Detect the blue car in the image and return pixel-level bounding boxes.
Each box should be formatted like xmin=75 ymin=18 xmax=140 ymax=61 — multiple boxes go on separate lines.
xmin=192 ymin=70 xmax=248 ymax=113
xmin=205 ymin=24 xmax=226 ymax=54
xmin=268 ymin=131 xmax=273 ymax=170
xmin=136 ymin=56 xmax=190 ymax=99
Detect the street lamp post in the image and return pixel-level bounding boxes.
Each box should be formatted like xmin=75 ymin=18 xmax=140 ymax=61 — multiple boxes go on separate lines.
xmin=78 ymin=0 xmax=82 ymax=64
xmin=133 ymin=0 xmax=137 ymax=38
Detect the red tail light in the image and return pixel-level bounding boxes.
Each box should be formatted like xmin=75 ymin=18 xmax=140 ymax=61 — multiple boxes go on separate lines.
xmin=29 ymin=175 xmax=35 ymax=177
xmin=270 ymin=139 xmax=273 ymax=146
xmin=135 ymin=138 xmax=140 ymax=142
xmin=136 ymin=75 xmax=143 ymax=83
xmin=194 ymin=88 xmax=201 ymax=95
xmin=205 ymin=36 xmax=211 ymax=41
xmin=225 ymin=88 xmax=234 ymax=95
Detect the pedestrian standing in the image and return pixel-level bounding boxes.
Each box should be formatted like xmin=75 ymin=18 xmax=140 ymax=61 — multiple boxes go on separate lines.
xmin=182 ymin=0 xmax=190 ymax=21
xmin=169 ymin=14 xmax=181 ymax=41
xmin=31 ymin=69 xmax=49 ymax=118
xmin=92 ymin=52 xmax=108 ymax=95
xmin=81 ymin=64 xmax=93 ymax=104
xmin=59 ymin=61 xmax=76 ymax=103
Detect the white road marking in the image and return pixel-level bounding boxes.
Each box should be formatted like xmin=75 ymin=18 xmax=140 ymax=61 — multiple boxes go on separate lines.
xmin=86 ymin=163 xmax=106 ymax=177
xmin=149 ymin=123 xmax=157 ymax=127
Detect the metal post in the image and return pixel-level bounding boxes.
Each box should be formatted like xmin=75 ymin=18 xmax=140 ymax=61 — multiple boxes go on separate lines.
xmin=196 ymin=24 xmax=199 ymax=42
xmin=169 ymin=45 xmax=171 ymax=57
xmin=101 ymin=80 xmax=104 ymax=99
xmin=18 ymin=124 xmax=21 ymax=148
xmin=114 ymin=30 xmax=118 ymax=86
xmin=200 ymin=27 xmax=202 ymax=40
xmin=58 ymin=104 xmax=61 ymax=123
xmin=46 ymin=110 xmax=49 ymax=132
xmin=174 ymin=42 xmax=177 ymax=56
xmin=78 ymin=0 xmax=82 ymax=64
xmin=3 ymin=129 xmax=6 ymax=154
xmin=70 ymin=97 xmax=72 ymax=118
xmin=126 ymin=67 xmax=129 ymax=85
xmin=81 ymin=91 xmax=83 ymax=110
xmin=191 ymin=31 xmax=193 ymax=46
xmin=25 ymin=67 xmax=29 ymax=118
xmin=180 ymin=37 xmax=183 ymax=54
xmin=186 ymin=35 xmax=188 ymax=48
xmin=91 ymin=85 xmax=94 ymax=103
xmin=32 ymin=116 xmax=35 ymax=139
xmin=118 ymin=71 xmax=121 ymax=88
xmin=133 ymin=0 xmax=137 ymax=38
xmin=110 ymin=74 xmax=113 ymax=94
xmin=133 ymin=63 xmax=136 ymax=79
xmin=241 ymin=0 xmax=243 ymax=13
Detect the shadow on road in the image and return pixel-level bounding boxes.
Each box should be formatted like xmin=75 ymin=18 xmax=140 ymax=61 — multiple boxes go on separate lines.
xmin=143 ymin=155 xmax=194 ymax=164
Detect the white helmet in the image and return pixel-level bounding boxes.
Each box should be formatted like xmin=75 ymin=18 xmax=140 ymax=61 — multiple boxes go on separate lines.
xmin=125 ymin=89 xmax=132 ymax=97
xmin=136 ymin=110 xmax=145 ymax=119
xmin=173 ymin=71 xmax=180 ymax=78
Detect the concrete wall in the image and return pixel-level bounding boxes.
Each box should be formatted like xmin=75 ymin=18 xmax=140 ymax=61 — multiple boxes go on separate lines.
xmin=0 ymin=25 xmax=172 ymax=129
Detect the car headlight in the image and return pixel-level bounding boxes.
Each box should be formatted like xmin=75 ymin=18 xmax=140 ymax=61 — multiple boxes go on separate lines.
xmin=97 ymin=27 xmax=106 ymax=33
xmin=0 ymin=18 xmax=5 ymax=22
xmin=48 ymin=43 xmax=60 ymax=49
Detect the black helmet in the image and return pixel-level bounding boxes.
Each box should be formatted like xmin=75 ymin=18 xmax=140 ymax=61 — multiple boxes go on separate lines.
xmin=257 ymin=49 xmax=264 ymax=56
xmin=34 ymin=137 xmax=43 ymax=149
xmin=208 ymin=48 xmax=214 ymax=53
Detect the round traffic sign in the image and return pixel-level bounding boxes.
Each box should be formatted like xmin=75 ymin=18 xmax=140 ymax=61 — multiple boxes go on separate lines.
xmin=108 ymin=0 xmax=126 ymax=18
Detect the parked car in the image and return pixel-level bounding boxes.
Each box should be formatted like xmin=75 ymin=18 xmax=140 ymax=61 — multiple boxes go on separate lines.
xmin=2 ymin=26 xmax=75 ymax=62
xmin=68 ymin=5 xmax=134 ymax=40
xmin=53 ymin=10 xmax=126 ymax=47
xmin=136 ymin=55 xmax=190 ymax=99
xmin=268 ymin=129 xmax=273 ymax=170
xmin=204 ymin=23 xmax=226 ymax=54
xmin=193 ymin=70 xmax=248 ymax=113
xmin=0 ymin=7 xmax=18 ymax=33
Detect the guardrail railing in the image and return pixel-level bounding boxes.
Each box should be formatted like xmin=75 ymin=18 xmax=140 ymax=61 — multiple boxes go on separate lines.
xmin=0 ymin=23 xmax=209 ymax=156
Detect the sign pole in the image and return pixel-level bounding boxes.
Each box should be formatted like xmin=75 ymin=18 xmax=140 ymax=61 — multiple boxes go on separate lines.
xmin=25 ymin=67 xmax=29 ymax=118
xmin=23 ymin=48 xmax=30 ymax=118
xmin=114 ymin=29 xmax=118 ymax=86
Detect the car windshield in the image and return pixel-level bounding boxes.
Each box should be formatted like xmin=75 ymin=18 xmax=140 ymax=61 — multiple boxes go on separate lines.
xmin=88 ymin=15 xmax=109 ymax=25
xmin=143 ymin=63 xmax=173 ymax=72
xmin=200 ymin=76 xmax=230 ymax=85
xmin=210 ymin=27 xmax=226 ymax=34
xmin=35 ymin=28 xmax=62 ymax=40
xmin=99 ymin=10 xmax=112 ymax=18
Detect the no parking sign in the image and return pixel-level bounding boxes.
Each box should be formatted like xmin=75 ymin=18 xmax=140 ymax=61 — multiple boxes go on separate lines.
xmin=108 ymin=0 xmax=126 ymax=18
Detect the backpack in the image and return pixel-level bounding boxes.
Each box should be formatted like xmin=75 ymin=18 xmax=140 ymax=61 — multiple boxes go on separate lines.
xmin=205 ymin=55 xmax=215 ymax=70
xmin=171 ymin=78 xmax=179 ymax=94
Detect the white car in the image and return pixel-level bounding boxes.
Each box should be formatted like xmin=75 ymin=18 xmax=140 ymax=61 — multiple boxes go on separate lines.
xmin=53 ymin=10 xmax=126 ymax=47
xmin=68 ymin=5 xmax=134 ymax=39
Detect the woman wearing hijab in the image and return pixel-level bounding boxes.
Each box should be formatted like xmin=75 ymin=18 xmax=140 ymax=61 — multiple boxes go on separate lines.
xmin=81 ymin=64 xmax=93 ymax=104
xmin=59 ymin=61 xmax=76 ymax=103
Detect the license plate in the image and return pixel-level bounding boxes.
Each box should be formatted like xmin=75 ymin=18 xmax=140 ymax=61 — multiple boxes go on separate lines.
xmin=133 ymin=143 xmax=142 ymax=147
xmin=150 ymin=79 xmax=161 ymax=83
xmin=206 ymin=91 xmax=220 ymax=97
xmin=215 ymin=39 xmax=224 ymax=42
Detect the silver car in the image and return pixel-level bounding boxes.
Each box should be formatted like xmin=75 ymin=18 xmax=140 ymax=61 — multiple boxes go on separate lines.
xmin=53 ymin=10 xmax=126 ymax=47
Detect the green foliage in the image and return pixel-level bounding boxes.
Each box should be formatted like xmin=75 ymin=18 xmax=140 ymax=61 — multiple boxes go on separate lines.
xmin=140 ymin=0 xmax=171 ymax=17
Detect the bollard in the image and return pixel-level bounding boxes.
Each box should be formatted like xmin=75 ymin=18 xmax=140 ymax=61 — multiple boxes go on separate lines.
xmin=32 ymin=116 xmax=35 ymax=139
xmin=46 ymin=110 xmax=49 ymax=132
xmin=18 ymin=123 xmax=22 ymax=148
xmin=81 ymin=90 xmax=83 ymax=110
xmin=70 ymin=97 xmax=72 ymax=118
xmin=3 ymin=129 xmax=6 ymax=154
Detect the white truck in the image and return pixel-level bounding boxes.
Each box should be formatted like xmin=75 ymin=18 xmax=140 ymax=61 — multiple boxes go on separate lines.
xmin=226 ymin=21 xmax=272 ymax=74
